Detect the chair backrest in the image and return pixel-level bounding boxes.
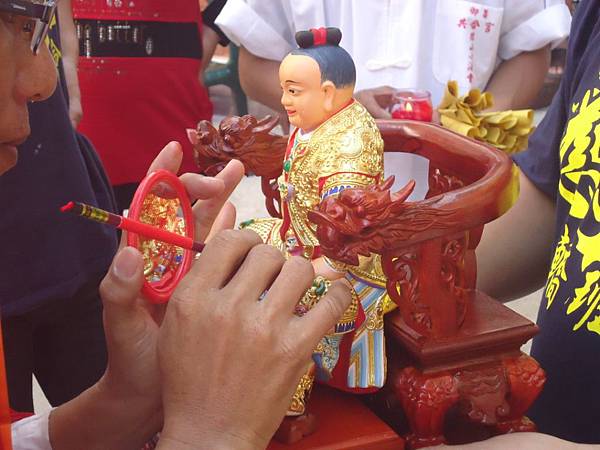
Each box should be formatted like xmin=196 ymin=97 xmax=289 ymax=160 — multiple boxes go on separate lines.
xmin=376 ymin=120 xmax=517 ymax=338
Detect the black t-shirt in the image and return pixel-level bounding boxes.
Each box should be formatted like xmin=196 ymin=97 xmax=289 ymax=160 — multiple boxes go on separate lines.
xmin=513 ymin=0 xmax=600 ymax=443
xmin=0 ymin=17 xmax=117 ymax=316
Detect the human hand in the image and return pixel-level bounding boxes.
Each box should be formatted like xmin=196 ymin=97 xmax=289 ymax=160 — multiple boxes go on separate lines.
xmin=355 ymin=86 xmax=396 ymax=119
xmin=146 ymin=141 xmax=245 ymax=242
xmin=157 ymin=231 xmax=353 ymax=450
xmin=68 ymin=95 xmax=83 ymax=129
xmin=97 ymin=142 xmax=245 ymax=431
xmin=47 ymin=142 xmax=246 ymax=450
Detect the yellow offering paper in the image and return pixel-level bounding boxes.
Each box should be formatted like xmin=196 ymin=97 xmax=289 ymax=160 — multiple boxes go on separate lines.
xmin=437 ymin=81 xmax=535 ymax=154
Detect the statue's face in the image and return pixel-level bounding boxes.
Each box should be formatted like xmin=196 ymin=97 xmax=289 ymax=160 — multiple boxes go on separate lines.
xmin=279 ymin=54 xmax=333 ymax=132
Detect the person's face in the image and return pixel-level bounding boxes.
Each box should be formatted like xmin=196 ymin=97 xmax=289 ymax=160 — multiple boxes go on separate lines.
xmin=279 ymin=54 xmax=336 ymax=132
xmin=0 ymin=8 xmax=56 ymax=175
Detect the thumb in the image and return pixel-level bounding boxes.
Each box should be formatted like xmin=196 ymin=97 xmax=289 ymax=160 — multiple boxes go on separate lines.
xmin=100 ymin=246 xmax=146 ymax=341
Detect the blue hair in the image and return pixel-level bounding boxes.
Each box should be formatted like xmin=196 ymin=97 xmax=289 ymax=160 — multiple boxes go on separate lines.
xmin=291 ymin=28 xmax=356 ymax=88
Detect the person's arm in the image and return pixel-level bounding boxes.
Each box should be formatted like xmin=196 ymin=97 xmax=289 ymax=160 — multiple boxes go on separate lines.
xmin=427 ymin=432 xmax=599 ymax=449
xmin=36 ymin=141 xmax=352 ymax=450
xmin=238 ymin=47 xmax=285 ymax=114
xmin=485 ymin=46 xmax=551 ymax=111
xmin=201 ymin=0 xmax=229 ymax=72
xmin=201 ymin=26 xmax=220 ymax=72
xmin=49 ymin=382 xmax=161 ymax=450
xmin=57 ymin=0 xmax=82 ymax=129
xmin=476 ymin=169 xmax=556 ymax=301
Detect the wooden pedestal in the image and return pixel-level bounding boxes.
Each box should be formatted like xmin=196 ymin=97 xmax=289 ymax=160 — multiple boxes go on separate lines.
xmin=385 ymin=291 xmax=545 ymax=449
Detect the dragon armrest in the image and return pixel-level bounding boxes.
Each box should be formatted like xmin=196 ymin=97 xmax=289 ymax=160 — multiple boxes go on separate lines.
xmin=188 ymin=114 xmax=288 ymax=179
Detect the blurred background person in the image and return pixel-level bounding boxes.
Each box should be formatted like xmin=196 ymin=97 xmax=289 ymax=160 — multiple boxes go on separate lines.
xmin=73 ymin=0 xmax=228 ymax=213
xmin=0 ymin=0 xmax=117 ymax=413
xmin=216 ymin=0 xmax=571 ymax=121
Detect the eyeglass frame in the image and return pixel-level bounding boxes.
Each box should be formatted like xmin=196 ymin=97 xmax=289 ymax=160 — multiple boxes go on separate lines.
xmin=0 ymin=0 xmax=57 ymax=54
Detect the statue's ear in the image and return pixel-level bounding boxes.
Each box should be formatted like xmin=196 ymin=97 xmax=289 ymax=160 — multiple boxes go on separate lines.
xmin=322 ymin=80 xmax=336 ymax=112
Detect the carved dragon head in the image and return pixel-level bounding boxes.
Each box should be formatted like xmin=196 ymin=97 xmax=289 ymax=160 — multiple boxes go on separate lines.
xmin=188 ymin=115 xmax=287 ymax=178
xmin=308 ymin=177 xmax=417 ymax=265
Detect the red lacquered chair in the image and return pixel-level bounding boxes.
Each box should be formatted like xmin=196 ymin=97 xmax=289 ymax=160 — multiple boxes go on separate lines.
xmin=191 ymin=117 xmax=544 ymax=449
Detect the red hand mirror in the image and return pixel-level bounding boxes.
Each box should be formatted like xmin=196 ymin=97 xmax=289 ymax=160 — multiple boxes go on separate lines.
xmin=127 ymin=170 xmax=195 ymax=303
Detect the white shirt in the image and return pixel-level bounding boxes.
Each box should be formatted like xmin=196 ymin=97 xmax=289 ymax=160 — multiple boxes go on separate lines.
xmin=216 ymin=0 xmax=571 ymax=105
xmin=11 ymin=411 xmax=52 ymax=450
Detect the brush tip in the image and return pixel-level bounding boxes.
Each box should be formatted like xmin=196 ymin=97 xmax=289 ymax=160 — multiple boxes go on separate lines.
xmin=60 ymin=201 xmax=75 ymax=213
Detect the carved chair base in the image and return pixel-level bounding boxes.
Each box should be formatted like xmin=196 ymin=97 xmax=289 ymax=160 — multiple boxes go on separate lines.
xmin=385 ymin=290 xmax=545 ymax=449
xmin=391 ymin=355 xmax=543 ymax=449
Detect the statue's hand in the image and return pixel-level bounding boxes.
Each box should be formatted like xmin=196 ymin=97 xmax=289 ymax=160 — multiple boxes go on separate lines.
xmin=312 ymin=256 xmax=346 ymax=281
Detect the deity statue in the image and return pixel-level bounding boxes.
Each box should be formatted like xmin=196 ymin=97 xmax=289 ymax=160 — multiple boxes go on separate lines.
xmin=232 ymin=27 xmax=401 ymax=417
xmin=189 ymin=28 xmax=407 ymax=430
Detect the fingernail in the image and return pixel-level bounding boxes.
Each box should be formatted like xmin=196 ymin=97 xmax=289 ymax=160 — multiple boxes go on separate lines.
xmin=168 ymin=140 xmax=182 ymax=150
xmin=113 ymin=247 xmax=140 ymax=280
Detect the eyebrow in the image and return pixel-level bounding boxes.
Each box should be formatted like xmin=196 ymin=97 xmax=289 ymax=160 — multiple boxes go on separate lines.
xmin=285 ymin=80 xmax=299 ymax=84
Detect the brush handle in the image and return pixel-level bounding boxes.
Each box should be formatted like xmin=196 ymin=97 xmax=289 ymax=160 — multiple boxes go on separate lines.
xmin=119 ymin=216 xmax=204 ymax=252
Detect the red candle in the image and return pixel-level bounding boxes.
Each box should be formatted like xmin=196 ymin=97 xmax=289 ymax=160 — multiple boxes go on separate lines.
xmin=390 ymin=89 xmax=433 ymax=122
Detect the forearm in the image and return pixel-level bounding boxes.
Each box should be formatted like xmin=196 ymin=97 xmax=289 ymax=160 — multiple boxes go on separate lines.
xmin=201 ymin=26 xmax=220 ymax=72
xmin=238 ymin=47 xmax=285 ymax=114
xmin=49 ymin=381 xmax=161 ymax=450
xmin=428 ymin=432 xmax=594 ymax=450
xmin=476 ymin=169 xmax=556 ymax=301
xmin=485 ymin=46 xmax=550 ymax=111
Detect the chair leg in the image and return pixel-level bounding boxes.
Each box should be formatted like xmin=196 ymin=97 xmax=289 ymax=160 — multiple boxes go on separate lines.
xmin=394 ymin=367 xmax=459 ymax=449
xmin=496 ymin=354 xmax=545 ymax=434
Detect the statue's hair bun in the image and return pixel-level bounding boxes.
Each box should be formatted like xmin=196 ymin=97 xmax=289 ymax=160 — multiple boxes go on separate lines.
xmin=295 ymin=27 xmax=342 ymax=48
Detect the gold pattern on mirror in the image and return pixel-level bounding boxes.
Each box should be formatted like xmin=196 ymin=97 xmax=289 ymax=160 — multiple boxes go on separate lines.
xmin=138 ymin=193 xmax=186 ymax=283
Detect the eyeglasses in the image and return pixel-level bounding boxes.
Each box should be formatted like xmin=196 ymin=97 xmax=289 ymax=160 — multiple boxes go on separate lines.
xmin=0 ymin=0 xmax=57 ymax=54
